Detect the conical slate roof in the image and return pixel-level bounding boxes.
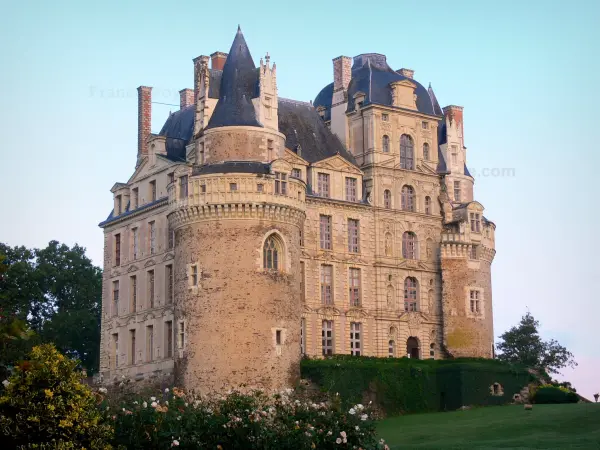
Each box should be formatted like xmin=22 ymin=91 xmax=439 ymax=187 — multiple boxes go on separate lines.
xmin=206 ymin=26 xmax=262 ymax=130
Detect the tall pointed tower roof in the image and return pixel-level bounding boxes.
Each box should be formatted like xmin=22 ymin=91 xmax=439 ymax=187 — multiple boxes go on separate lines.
xmin=206 ymin=26 xmax=262 ymax=130
xmin=427 ymin=82 xmax=443 ymax=116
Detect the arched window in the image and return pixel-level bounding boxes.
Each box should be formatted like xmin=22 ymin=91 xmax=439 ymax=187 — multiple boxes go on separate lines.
xmin=402 ymin=232 xmax=418 ymax=259
xmin=400 ymin=134 xmax=414 ymax=170
xmin=407 ymin=336 xmax=420 ymax=359
xmin=384 ymin=189 xmax=392 ymax=209
xmin=401 ymin=185 xmax=415 ymax=211
xmin=263 ymin=234 xmax=283 ymax=270
xmin=388 ymin=340 xmax=396 ymax=358
xmin=425 ymin=196 xmax=431 ymax=215
xmin=404 ymin=277 xmax=418 ymax=311
xmin=382 ymin=135 xmax=390 ymax=153
xmin=423 ymin=143 xmax=430 ymax=161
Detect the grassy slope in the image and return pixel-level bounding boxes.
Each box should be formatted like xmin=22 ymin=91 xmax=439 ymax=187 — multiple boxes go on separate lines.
xmin=377 ymin=403 xmax=600 ymax=449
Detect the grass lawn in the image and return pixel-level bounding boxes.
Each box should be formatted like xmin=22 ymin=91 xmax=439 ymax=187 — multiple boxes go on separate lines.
xmin=377 ymin=403 xmax=600 ymax=449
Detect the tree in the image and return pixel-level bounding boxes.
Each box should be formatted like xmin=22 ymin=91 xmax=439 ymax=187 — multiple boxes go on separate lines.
xmin=496 ymin=312 xmax=576 ymax=375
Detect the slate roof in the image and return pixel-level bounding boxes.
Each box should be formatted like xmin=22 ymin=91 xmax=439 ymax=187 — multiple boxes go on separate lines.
xmin=313 ymin=82 xmax=333 ymax=122
xmin=427 ymin=83 xmax=443 ymax=116
xmin=192 ymin=161 xmax=270 ymax=175
xmin=99 ymin=197 xmax=167 ymax=227
xmin=158 ymin=106 xmax=195 ymax=161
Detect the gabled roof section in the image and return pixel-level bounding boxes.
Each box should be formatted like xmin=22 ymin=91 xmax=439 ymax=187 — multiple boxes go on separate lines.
xmin=205 ymin=26 xmax=262 ymax=130
xmin=110 ymin=182 xmax=127 ymax=193
xmin=311 ymin=154 xmax=363 ymax=175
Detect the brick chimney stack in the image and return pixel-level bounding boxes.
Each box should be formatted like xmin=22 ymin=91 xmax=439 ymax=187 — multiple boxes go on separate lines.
xmin=443 ymin=105 xmax=464 ymax=144
xmin=210 ymin=52 xmax=228 ymax=70
xmin=193 ymin=55 xmax=210 ymax=102
xmin=332 ymin=56 xmax=352 ymax=93
xmin=179 ymin=88 xmax=194 ymax=109
xmin=137 ymin=86 xmax=152 ymax=162
xmin=398 ymin=68 xmax=414 ymax=79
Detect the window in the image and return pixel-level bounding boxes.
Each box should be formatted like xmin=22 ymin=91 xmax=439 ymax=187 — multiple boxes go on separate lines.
xmin=389 ymin=340 xmax=396 ymax=358
xmin=470 ymin=213 xmax=481 ymax=232
xmin=423 ymin=143 xmax=430 ymax=161
xmin=199 ymin=143 xmax=205 ymax=165
xmin=179 ymin=175 xmax=188 ymax=199
xmin=116 ymin=195 xmax=122 ymax=215
xmin=320 ymin=265 xmax=333 ymax=305
xmin=275 ymin=172 xmax=287 ymax=195
xmin=453 ymin=181 xmax=461 ymax=201
xmin=112 ymin=333 xmax=119 ymax=368
xmin=201 ymin=184 xmax=206 ymax=193
xmin=422 ymin=121 xmax=429 ymax=129
xmin=401 ymin=185 xmax=415 ymax=211
xmin=257 ymin=183 xmax=264 ymax=193
xmin=402 ymin=232 xmax=418 ymax=259
xmin=168 ymin=172 xmax=175 ymax=184
xmin=470 ymin=245 xmax=477 ymax=260
xmin=165 ymin=321 xmax=173 ymax=358
xmin=146 ymin=325 xmax=154 ymax=362
xmin=317 ymin=173 xmax=330 ymax=198
xmin=319 ymin=215 xmax=332 ymax=250
xmin=132 ymin=188 xmax=139 ymax=209
xmin=300 ymin=318 xmax=306 ymax=355
xmin=300 ymin=261 xmax=306 ymax=302
xmin=147 ymin=270 xmax=155 ymax=308
xmin=384 ymin=190 xmax=392 ymax=209
xmin=425 ymin=196 xmax=431 ymax=215
xmin=130 ymin=330 xmax=136 ymax=365
xmin=382 ymin=113 xmax=389 ymax=122
xmin=349 ymin=268 xmax=361 ymax=307
xmin=347 ymin=219 xmax=360 ymax=253
xmin=149 ymin=180 xmax=157 ymax=202
xmin=350 ymin=322 xmax=361 ymax=356
xmin=149 ymin=221 xmax=156 ymax=254
xmin=129 ymin=276 xmax=137 ymax=313
xmin=132 ymin=228 xmax=138 ymax=260
xmin=291 ymin=168 xmax=301 ymax=179
xmin=263 ymin=234 xmax=282 ymax=270
xmin=400 ymin=134 xmax=414 ymax=170
xmin=168 ymin=226 xmax=174 ymax=250
xmin=112 ymin=280 xmax=119 ymax=317
xmin=166 ymin=265 xmax=173 ymax=304
xmin=470 ymin=290 xmax=481 ymax=314
xmin=267 ymin=139 xmax=274 ymax=160
xmin=404 ymin=277 xmax=418 ymax=311
xmin=229 ymin=183 xmax=238 ymax=191
xmin=178 ymin=321 xmax=185 ymax=349
xmin=429 ymin=343 xmax=435 ymax=359
xmin=114 ymin=234 xmax=121 ymax=266
xmin=275 ymin=329 xmax=282 ymax=345
xmin=382 ymin=135 xmax=390 ymax=153
xmin=322 ymin=320 xmax=334 ymax=356
xmin=190 ymin=265 xmax=198 ymax=287
xmin=345 ymin=177 xmax=357 ymax=202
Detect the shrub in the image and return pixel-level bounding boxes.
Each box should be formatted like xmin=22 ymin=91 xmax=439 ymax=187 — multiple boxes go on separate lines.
xmin=532 ymin=386 xmax=578 ymax=404
xmin=107 ymin=387 xmax=388 ymax=449
xmin=0 ymin=344 xmax=112 ymax=449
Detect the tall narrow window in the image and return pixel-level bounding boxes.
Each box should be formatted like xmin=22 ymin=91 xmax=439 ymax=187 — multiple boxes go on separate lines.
xmin=132 ymin=188 xmax=139 ymax=209
xmin=199 ymin=143 xmax=205 ymax=165
xmin=130 ymin=330 xmax=136 ymax=365
xmin=401 ymin=185 xmax=415 ymax=211
xmin=129 ymin=275 xmax=137 ymax=313
xmin=300 ymin=318 xmax=306 ymax=355
xmin=166 ymin=265 xmax=173 ymax=304
xmin=178 ymin=321 xmax=185 ymax=349
xmin=322 ymin=320 xmax=334 ymax=356
xmin=299 ymin=226 xmax=304 ymax=247
xmin=112 ymin=280 xmax=119 ymax=317
xmin=149 ymin=180 xmax=157 ymax=202
xmin=300 ymin=261 xmax=305 ymax=302
xmin=168 ymin=172 xmax=175 ymax=184
xmin=430 ymin=343 xmax=435 ymax=359
xmin=382 ymin=135 xmax=390 ymax=153
xmin=263 ymin=234 xmax=281 ymax=270
xmin=149 ymin=221 xmax=156 ymax=255
xmin=112 ymin=333 xmax=119 ymax=368
xmin=147 ymin=270 xmax=155 ymax=309
xmin=470 ymin=245 xmax=478 ymax=260
xmin=470 ymin=213 xmax=481 ymax=232
xmin=345 ymin=177 xmax=357 ymax=202
xmin=146 ymin=325 xmax=154 ymax=362
xmin=319 ymin=215 xmax=332 ymax=250
xmin=132 ymin=228 xmax=139 ymax=260
xmin=114 ymin=234 xmax=121 ymax=266
xmin=179 ymin=175 xmax=188 ymax=199
xmin=165 ymin=321 xmax=173 ymax=358
xmin=389 ymin=340 xmax=396 ymax=358
xmin=348 ymin=219 xmax=360 ymax=253
xmin=349 ymin=268 xmax=361 ymax=307
xmin=191 ymin=265 xmax=198 ymax=286
xmin=116 ymin=195 xmax=122 ymax=215
xmin=275 ymin=172 xmax=287 ymax=195
xmin=470 ymin=290 xmax=481 ymax=313
xmin=425 ymin=196 xmax=431 ymax=215
xmin=317 ymin=173 xmax=330 ymax=198
xmin=402 ymin=232 xmax=418 ymax=259
xmin=423 ymin=143 xmax=430 ymax=161
xmin=320 ymin=265 xmax=333 ymax=305
xmin=350 ymin=322 xmax=362 ymax=356
xmin=404 ymin=277 xmax=418 ymax=311
xmin=400 ymin=134 xmax=414 ymax=170
xmin=454 ymin=181 xmax=461 ymax=201
xmin=384 ymin=190 xmax=392 ymax=209
xmin=168 ymin=226 xmax=174 ymax=250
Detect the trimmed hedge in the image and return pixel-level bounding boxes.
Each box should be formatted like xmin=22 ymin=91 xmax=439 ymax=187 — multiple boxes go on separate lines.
xmin=533 ymin=386 xmax=579 ymax=404
xmin=301 ymin=356 xmax=532 ymax=415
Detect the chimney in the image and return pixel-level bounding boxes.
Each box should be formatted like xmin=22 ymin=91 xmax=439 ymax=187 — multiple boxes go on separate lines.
xmin=398 ymin=68 xmax=414 ymax=79
xmin=137 ymin=86 xmax=152 ymax=161
xmin=443 ymin=105 xmax=464 ymax=144
xmin=179 ymin=88 xmax=194 ymax=109
xmin=193 ymin=55 xmax=210 ymax=102
xmin=333 ymin=56 xmax=352 ymax=92
xmin=210 ymin=52 xmax=228 ymax=71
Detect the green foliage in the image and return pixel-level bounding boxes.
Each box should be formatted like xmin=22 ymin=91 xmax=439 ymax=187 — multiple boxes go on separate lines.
xmin=496 ymin=312 xmax=576 ymax=375
xmin=532 ymin=386 xmax=579 ymax=404
xmin=0 ymin=344 xmax=112 ymax=449
xmin=301 ymin=356 xmax=532 ymax=415
xmin=106 ymin=387 xmax=387 ymax=449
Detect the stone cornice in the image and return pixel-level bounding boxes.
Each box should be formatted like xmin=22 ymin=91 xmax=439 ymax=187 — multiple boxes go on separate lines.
xmin=306 ymin=195 xmax=371 ymax=211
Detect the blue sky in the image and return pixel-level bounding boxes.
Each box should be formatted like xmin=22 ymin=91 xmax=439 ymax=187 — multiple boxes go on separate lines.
xmin=1 ymin=0 xmax=598 ymax=398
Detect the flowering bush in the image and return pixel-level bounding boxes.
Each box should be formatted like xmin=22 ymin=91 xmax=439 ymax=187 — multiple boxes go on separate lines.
xmin=106 ymin=387 xmax=389 ymax=449
xmin=0 ymin=344 xmax=112 ymax=449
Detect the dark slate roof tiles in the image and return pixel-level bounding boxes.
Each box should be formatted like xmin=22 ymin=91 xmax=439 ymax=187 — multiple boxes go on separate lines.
xmin=158 ymin=106 xmax=195 ymax=161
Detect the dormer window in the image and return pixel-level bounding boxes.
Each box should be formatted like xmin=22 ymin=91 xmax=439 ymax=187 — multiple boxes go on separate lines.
xmin=116 ymin=195 xmax=122 ymax=215
xmin=149 ymin=180 xmax=157 ymax=202
xmin=132 ymin=188 xmax=139 ymax=209
xmin=353 ymin=92 xmax=366 ymax=110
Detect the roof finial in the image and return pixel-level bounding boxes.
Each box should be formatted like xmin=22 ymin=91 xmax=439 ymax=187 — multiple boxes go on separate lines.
xmin=237 ymin=24 xmax=242 ymax=33
xmin=265 ymin=52 xmax=270 ymax=66
xmin=428 ymin=82 xmax=432 ymax=89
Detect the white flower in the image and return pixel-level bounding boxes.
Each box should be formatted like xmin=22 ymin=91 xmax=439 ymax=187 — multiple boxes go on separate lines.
xmin=165 ymin=388 xmax=170 ymax=393
xmin=165 ymin=401 xmax=169 ymax=406
xmin=327 ymin=431 xmax=332 ymax=436
xmin=355 ymin=426 xmax=360 ymax=431
xmin=340 ymin=431 xmax=347 ymax=438
xmin=98 ymin=387 xmax=107 ymax=394
xmin=142 ymin=402 xmax=148 ymax=408
xmin=349 ymin=408 xmax=356 ymax=415
xmin=2 ymin=379 xmax=11 ymax=388
xmin=336 ymin=438 xmax=342 ymax=444
xmin=177 ymin=416 xmax=181 ymax=421
xmin=150 ymin=396 xmax=156 ymax=401
xmin=122 ymin=408 xmax=126 ymax=412
xmin=151 ymin=401 xmax=158 ymax=408
xmin=171 ymin=439 xmax=179 ymax=447
xmin=133 ymin=401 xmax=138 ymax=405
xmin=356 ymin=403 xmax=364 ymax=410
xmin=360 ymin=413 xmax=368 ymax=421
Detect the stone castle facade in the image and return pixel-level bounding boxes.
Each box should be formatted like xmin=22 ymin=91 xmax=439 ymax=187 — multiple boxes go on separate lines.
xmin=99 ymin=28 xmax=496 ymax=393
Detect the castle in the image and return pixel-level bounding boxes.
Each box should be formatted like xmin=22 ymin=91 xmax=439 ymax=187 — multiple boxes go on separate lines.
xmin=99 ymin=27 xmax=496 ymax=394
